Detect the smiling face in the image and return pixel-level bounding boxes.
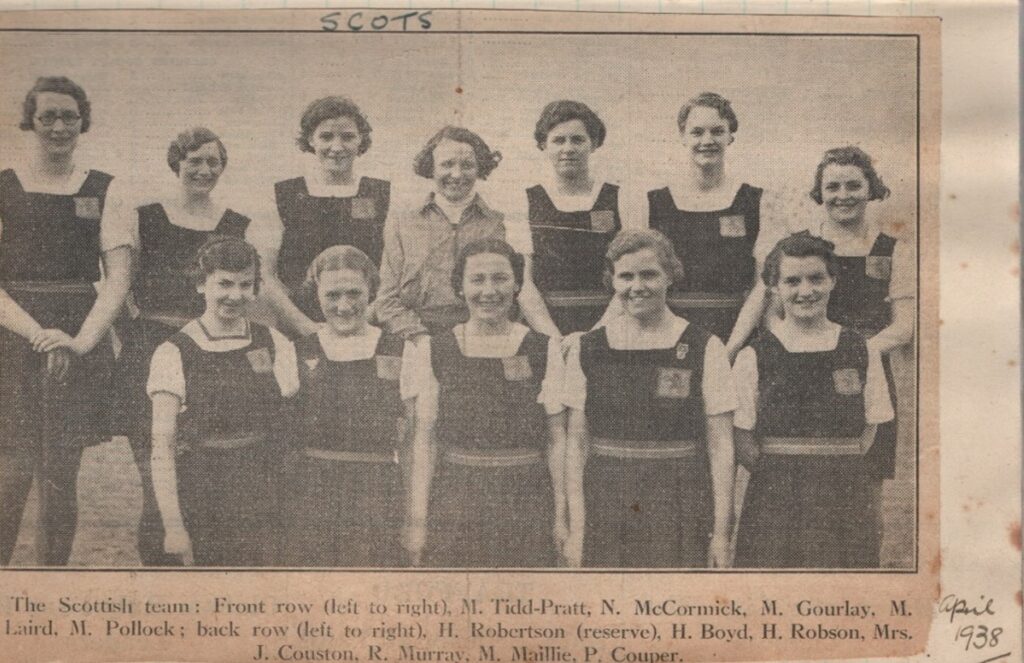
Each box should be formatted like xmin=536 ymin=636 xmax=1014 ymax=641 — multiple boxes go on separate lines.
xmin=773 ymin=255 xmax=835 ymax=323
xmin=821 ymin=163 xmax=871 ymax=225
xmin=433 ymin=138 xmax=479 ymax=203
xmin=317 ymin=268 xmax=371 ymax=336
xmin=544 ymin=119 xmax=593 ymax=180
xmin=611 ymin=247 xmax=672 ymax=322
xmin=178 ymin=141 xmax=225 ymax=197
xmin=461 ymin=252 xmax=518 ymax=325
xmin=32 ymin=92 xmax=82 ymax=158
xmin=679 ymin=105 xmax=732 ymax=169
xmin=197 ymin=266 xmax=256 ymax=324
xmin=310 ymin=116 xmax=362 ymax=178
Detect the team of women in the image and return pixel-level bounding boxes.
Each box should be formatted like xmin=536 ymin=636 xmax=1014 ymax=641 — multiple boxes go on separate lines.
xmin=0 ymin=76 xmax=914 ymax=568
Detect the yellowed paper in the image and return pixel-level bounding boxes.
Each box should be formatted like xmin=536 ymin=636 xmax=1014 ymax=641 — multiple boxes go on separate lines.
xmin=0 ymin=5 xmax=1017 ymax=663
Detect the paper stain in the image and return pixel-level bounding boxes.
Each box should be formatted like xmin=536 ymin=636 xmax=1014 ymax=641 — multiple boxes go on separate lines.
xmin=929 ymin=552 xmax=941 ymax=574
xmin=455 ymin=86 xmax=463 ymax=94
xmin=1012 ymin=202 xmax=1020 ymax=221
xmin=1009 ymin=359 xmax=1017 ymax=367
xmin=1016 ymin=591 xmax=1022 ymax=607
xmin=1011 ymin=239 xmax=1020 ymax=255
xmin=949 ymin=193 xmax=957 ymax=200
xmin=630 ymin=503 xmax=641 ymax=513
xmin=1010 ymin=521 xmax=1021 ymax=551
xmin=959 ymin=262 xmax=969 ymax=269
xmin=1011 ymin=266 xmax=1020 ymax=277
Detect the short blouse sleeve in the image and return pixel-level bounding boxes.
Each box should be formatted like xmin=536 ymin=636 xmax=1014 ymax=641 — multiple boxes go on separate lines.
xmin=147 ymin=341 xmax=186 ymax=409
xmin=538 ymin=337 xmax=566 ymax=415
xmin=731 ymin=346 xmax=759 ymax=431
xmin=864 ymin=348 xmax=895 ymax=425
xmin=270 ymin=328 xmax=299 ymax=398
xmin=99 ymin=178 xmax=138 ymax=253
xmin=400 ymin=337 xmax=438 ymax=402
xmin=701 ymin=335 xmax=738 ymax=416
xmin=561 ymin=340 xmax=588 ymax=411
xmin=887 ymin=239 xmax=915 ymax=302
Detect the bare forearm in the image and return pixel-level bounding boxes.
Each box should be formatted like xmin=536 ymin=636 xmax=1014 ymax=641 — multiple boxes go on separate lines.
xmin=870 ymin=298 xmax=914 ymax=355
xmin=518 ymin=278 xmax=560 ymax=337
xmin=261 ymin=275 xmax=317 ymax=338
xmin=75 ymin=247 xmax=131 ymax=352
xmin=706 ymin=414 xmax=735 ymax=537
xmin=0 ymin=288 xmax=43 ymax=340
xmin=150 ymin=396 xmax=185 ymax=531
xmin=726 ymin=281 xmax=767 ymax=359
xmin=547 ymin=413 xmax=568 ymax=522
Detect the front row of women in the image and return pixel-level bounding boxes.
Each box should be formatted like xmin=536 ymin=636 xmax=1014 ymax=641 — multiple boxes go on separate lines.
xmin=148 ymin=229 xmax=892 ymax=569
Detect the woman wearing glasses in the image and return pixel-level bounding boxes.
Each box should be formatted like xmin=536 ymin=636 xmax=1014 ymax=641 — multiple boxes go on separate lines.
xmin=0 ymin=76 xmax=131 ymax=565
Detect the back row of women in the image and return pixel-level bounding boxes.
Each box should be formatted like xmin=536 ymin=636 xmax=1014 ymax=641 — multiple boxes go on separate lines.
xmin=0 ymin=76 xmax=913 ymax=568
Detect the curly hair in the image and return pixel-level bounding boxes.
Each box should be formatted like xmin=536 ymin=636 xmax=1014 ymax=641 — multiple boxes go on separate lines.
xmin=676 ymin=91 xmax=738 ymax=134
xmin=167 ymin=127 xmax=227 ymax=175
xmin=809 ymin=146 xmax=891 ymax=204
xmin=190 ymin=236 xmax=262 ymax=295
xmin=302 ymin=244 xmax=381 ymax=304
xmin=20 ymin=76 xmax=91 ymax=133
xmin=761 ymin=233 xmax=839 ymax=288
xmin=534 ymin=100 xmax=606 ymax=149
xmin=603 ymin=229 xmax=686 ymax=289
xmin=296 ymin=96 xmax=373 ymax=155
xmin=450 ymin=238 xmax=525 ymax=298
xmin=413 ymin=126 xmax=502 ymax=180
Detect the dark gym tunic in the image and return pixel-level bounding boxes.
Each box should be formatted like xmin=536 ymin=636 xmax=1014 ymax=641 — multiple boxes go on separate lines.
xmin=274 ymin=176 xmax=390 ymax=320
xmin=827 ymin=232 xmax=901 ymax=481
xmin=283 ymin=329 xmax=405 ymax=567
xmin=0 ymin=168 xmax=115 ymax=565
xmin=648 ymin=183 xmax=761 ymax=341
xmin=527 ymin=183 xmax=621 ymax=334
xmin=155 ymin=323 xmax=287 ymax=567
xmin=120 ymin=203 xmax=249 ymax=565
xmin=733 ymin=328 xmax=884 ymax=569
xmin=424 ymin=327 xmax=557 ymax=568
xmin=577 ymin=321 xmax=716 ymax=568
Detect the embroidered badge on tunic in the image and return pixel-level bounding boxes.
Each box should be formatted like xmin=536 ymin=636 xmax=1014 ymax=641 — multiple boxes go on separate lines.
xmin=675 ymin=343 xmax=689 ymax=361
xmin=375 ymin=355 xmax=402 ymax=381
xmin=74 ymin=196 xmax=101 ymax=220
xmin=656 ymin=367 xmax=692 ymax=399
xmin=350 ymin=197 xmax=377 ymax=221
xmin=590 ymin=210 xmax=616 ymax=233
xmin=246 ymin=347 xmax=273 ymax=374
xmin=502 ymin=355 xmax=533 ymax=381
xmin=832 ymin=368 xmax=863 ymax=396
xmin=718 ymin=214 xmax=746 ymax=238
xmin=865 ymin=256 xmax=892 ymax=281
xmin=303 ymin=357 xmax=320 ymax=372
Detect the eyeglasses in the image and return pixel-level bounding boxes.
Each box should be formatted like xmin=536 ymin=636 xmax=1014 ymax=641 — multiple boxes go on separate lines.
xmin=36 ymin=111 xmax=81 ymax=126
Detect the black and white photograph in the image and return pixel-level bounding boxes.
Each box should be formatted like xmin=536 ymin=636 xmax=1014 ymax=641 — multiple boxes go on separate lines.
xmin=0 ymin=20 xmax=921 ymax=572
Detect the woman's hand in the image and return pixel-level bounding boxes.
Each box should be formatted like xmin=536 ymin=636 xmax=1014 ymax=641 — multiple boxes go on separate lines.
xmin=552 ymin=515 xmax=569 ymax=555
xmin=559 ymin=331 xmax=585 ymax=359
xmin=402 ymin=520 xmax=427 ymax=567
xmin=32 ymin=329 xmax=88 ymax=356
xmin=164 ymin=526 xmax=194 ymax=566
xmin=707 ymin=532 xmax=730 ymax=568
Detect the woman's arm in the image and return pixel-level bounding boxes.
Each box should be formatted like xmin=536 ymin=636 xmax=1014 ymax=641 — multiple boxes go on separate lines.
xmin=404 ymin=383 xmax=438 ymax=566
xmin=150 ymin=391 xmax=192 ymax=565
xmin=517 ymin=256 xmax=561 ymax=338
xmin=869 ymin=297 xmax=914 ymax=356
xmin=725 ymin=280 xmax=768 ymax=362
xmin=376 ymin=217 xmax=429 ymax=340
xmin=563 ymin=407 xmax=587 ymax=568
xmin=32 ymin=246 xmax=132 ymax=355
xmin=546 ymin=410 xmax=569 ymax=555
xmin=0 ymin=287 xmax=44 ymax=340
xmin=705 ymin=411 xmax=735 ymax=567
xmin=258 ymin=239 xmax=320 ymax=339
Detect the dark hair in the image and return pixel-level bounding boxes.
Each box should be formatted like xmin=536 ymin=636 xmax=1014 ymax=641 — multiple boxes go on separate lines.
xmin=190 ymin=236 xmax=262 ymax=295
xmin=20 ymin=76 xmax=91 ymax=133
xmin=809 ymin=146 xmax=891 ymax=204
xmin=603 ymin=229 xmax=685 ymax=290
xmin=761 ymin=233 xmax=839 ymax=287
xmin=296 ymin=96 xmax=372 ymax=155
xmin=450 ymin=238 xmax=525 ymax=298
xmin=302 ymin=244 xmax=381 ymax=303
xmin=413 ymin=126 xmax=502 ymax=180
xmin=167 ymin=127 xmax=228 ymax=175
xmin=534 ymin=100 xmax=606 ymax=149
xmin=676 ymin=91 xmax=738 ymax=134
